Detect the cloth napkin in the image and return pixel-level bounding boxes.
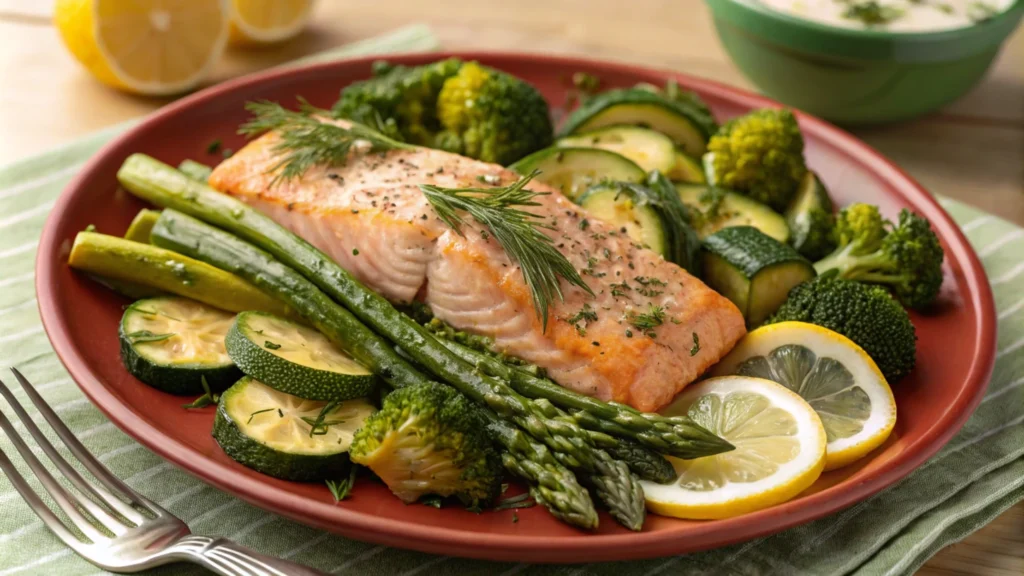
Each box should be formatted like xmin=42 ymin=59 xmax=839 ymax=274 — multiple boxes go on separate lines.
xmin=1 ymin=25 xmax=1022 ymax=576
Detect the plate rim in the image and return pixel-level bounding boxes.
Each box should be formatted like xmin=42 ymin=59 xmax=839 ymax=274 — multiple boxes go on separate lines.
xmin=35 ymin=50 xmax=997 ymax=563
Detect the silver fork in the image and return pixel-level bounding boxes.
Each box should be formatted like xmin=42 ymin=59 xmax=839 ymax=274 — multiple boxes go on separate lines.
xmin=0 ymin=368 xmax=327 ymax=575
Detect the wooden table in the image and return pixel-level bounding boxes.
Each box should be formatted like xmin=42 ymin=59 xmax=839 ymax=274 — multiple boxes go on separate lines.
xmin=1 ymin=1 xmax=1021 ymax=574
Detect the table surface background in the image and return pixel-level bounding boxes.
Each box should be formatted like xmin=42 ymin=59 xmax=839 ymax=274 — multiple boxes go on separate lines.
xmin=0 ymin=1 xmax=1020 ymax=575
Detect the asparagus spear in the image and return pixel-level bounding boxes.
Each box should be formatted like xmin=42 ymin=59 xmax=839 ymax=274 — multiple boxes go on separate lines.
xmin=120 ymin=155 xmax=645 ymax=530
xmin=149 ymin=208 xmax=598 ymax=530
xmin=434 ymin=333 xmax=733 ymax=460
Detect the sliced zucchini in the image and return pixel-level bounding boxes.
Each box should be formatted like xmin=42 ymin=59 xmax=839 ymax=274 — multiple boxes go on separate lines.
xmin=119 ymin=296 xmax=240 ymax=395
xmin=556 ymin=125 xmax=677 ymax=175
xmin=178 ymin=159 xmax=214 ymax=183
xmin=578 ymin=183 xmax=667 ymax=256
xmin=213 ymin=376 xmax=376 ymax=481
xmin=672 ymin=151 xmax=706 ymax=184
xmin=677 ymin=184 xmax=790 ymax=243
xmin=124 ymin=209 xmax=161 ymax=243
xmin=509 ymin=147 xmax=645 ymax=202
xmin=558 ymin=88 xmax=718 ymax=157
xmin=785 ymin=171 xmax=837 ymax=261
xmin=225 ymin=311 xmax=376 ymax=401
xmin=701 ymin=227 xmax=815 ymax=327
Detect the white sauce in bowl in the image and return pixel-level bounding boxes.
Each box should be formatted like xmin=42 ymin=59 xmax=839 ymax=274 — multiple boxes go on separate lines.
xmin=759 ymin=0 xmax=1015 ymax=32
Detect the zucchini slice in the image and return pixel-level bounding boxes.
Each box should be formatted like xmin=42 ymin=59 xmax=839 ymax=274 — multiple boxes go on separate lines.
xmin=556 ymin=125 xmax=677 ymax=175
xmin=225 ymin=311 xmax=376 ymax=401
xmin=701 ymin=227 xmax=815 ymax=327
xmin=672 ymin=151 xmax=706 ymax=184
xmin=123 ymin=209 xmax=161 ymax=243
xmin=213 ymin=376 xmax=376 ymax=481
xmin=578 ymin=183 xmax=667 ymax=256
xmin=558 ymin=88 xmax=718 ymax=157
xmin=509 ymin=147 xmax=645 ymax=202
xmin=785 ymin=171 xmax=837 ymax=261
xmin=677 ymin=184 xmax=790 ymax=243
xmin=119 ymin=296 xmax=240 ymax=395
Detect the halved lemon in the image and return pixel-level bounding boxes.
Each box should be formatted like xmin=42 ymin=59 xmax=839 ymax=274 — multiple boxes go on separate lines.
xmin=642 ymin=376 xmax=827 ymax=520
xmin=229 ymin=0 xmax=315 ymax=44
xmin=55 ymin=0 xmax=231 ymax=96
xmin=711 ymin=321 xmax=897 ymax=471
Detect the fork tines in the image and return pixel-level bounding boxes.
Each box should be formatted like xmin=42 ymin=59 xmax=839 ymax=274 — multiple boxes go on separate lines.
xmin=0 ymin=368 xmax=157 ymax=551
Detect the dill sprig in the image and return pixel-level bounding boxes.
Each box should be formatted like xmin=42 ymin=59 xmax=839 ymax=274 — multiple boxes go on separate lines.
xmin=238 ymin=98 xmax=414 ymax=185
xmin=420 ymin=171 xmax=594 ymax=329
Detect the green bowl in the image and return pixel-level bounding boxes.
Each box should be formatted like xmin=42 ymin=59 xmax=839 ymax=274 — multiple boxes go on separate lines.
xmin=706 ymin=0 xmax=1024 ymax=125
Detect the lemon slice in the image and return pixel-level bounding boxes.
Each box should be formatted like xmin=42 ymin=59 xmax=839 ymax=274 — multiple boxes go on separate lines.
xmin=712 ymin=321 xmax=897 ymax=471
xmin=642 ymin=376 xmax=826 ymax=520
xmin=229 ymin=0 xmax=314 ymax=44
xmin=55 ymin=0 xmax=230 ymax=96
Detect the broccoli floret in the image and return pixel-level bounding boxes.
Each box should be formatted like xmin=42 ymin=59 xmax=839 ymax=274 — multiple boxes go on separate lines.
xmin=332 ymin=59 xmax=552 ymax=165
xmin=348 ymin=382 xmax=503 ymax=508
xmin=704 ymin=109 xmax=807 ymax=212
xmin=332 ymin=58 xmax=461 ymax=143
xmin=814 ymin=204 xmax=944 ymax=309
xmin=766 ymin=273 xmax=917 ymax=382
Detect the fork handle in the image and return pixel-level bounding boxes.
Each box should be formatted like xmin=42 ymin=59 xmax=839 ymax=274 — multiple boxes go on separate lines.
xmin=169 ymin=536 xmax=328 ymax=576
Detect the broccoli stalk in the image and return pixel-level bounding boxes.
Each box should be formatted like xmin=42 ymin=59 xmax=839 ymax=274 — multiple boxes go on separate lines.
xmin=704 ymin=109 xmax=807 ymax=212
xmin=814 ymin=204 xmax=944 ymax=309
xmin=349 ymin=382 xmax=503 ymax=508
xmin=766 ymin=272 xmax=917 ymax=382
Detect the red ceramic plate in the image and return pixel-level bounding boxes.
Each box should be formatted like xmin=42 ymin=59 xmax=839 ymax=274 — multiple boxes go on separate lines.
xmin=36 ymin=52 xmax=996 ymax=563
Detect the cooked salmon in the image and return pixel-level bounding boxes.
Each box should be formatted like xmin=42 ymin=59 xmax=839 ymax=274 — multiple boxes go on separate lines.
xmin=209 ymin=121 xmax=746 ymax=412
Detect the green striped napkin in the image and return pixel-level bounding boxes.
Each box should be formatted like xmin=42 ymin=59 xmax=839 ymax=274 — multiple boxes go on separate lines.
xmin=1 ymin=25 xmax=1022 ymax=576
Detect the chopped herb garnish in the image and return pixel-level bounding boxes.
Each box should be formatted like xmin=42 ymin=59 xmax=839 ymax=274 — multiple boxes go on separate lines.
xmin=637 ymin=287 xmax=663 ymax=298
xmin=247 ymin=408 xmax=276 ymax=424
xmin=125 ymin=330 xmax=175 ymax=344
xmin=206 ymin=139 xmax=222 ymax=154
xmin=610 ymin=281 xmax=632 ymax=298
xmin=842 ymin=1 xmax=904 ymax=25
xmin=301 ymin=400 xmax=342 ymax=437
xmin=421 ymin=172 xmax=594 ymax=329
xmin=326 ymin=464 xmax=359 ymax=502
xmin=352 ymin=248 xmax=360 ymax=256
xmin=690 ymin=332 xmax=701 ymax=356
xmin=264 ymin=340 xmax=282 ymax=350
xmin=512 ymin=510 xmax=519 ymax=523
xmin=221 ymin=148 xmax=234 ymax=159
xmin=182 ymin=376 xmax=219 ymax=409
xmin=564 ymin=303 xmax=598 ymax=336
xmin=634 ymin=276 xmax=666 ymax=287
xmin=579 ymin=219 xmax=590 ymax=231
xmin=967 ymin=1 xmax=999 ymax=21
xmin=495 ymin=492 xmax=536 ymax=511
xmin=628 ymin=304 xmax=665 ymax=338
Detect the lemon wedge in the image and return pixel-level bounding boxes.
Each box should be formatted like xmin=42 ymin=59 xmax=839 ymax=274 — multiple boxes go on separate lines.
xmin=55 ymin=0 xmax=230 ymax=96
xmin=712 ymin=321 xmax=897 ymax=471
xmin=642 ymin=376 xmax=827 ymax=520
xmin=229 ymin=0 xmax=314 ymax=44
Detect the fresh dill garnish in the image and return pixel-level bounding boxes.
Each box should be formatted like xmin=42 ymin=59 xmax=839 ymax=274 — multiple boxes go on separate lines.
xmin=247 ymin=408 xmax=276 ymax=424
xmin=564 ymin=303 xmax=598 ymax=336
xmin=125 ymin=330 xmax=175 ymax=344
xmin=634 ymin=276 xmax=666 ymax=287
xmin=421 ymin=171 xmax=594 ymax=329
xmin=842 ymin=1 xmax=904 ymax=24
xmin=182 ymin=376 xmax=219 ymax=409
xmin=610 ymin=281 xmax=632 ymax=298
xmin=690 ymin=332 xmax=701 ymax=356
xmin=238 ymin=98 xmax=414 ymax=185
xmin=326 ymin=464 xmax=359 ymax=502
xmin=628 ymin=304 xmax=665 ymax=338
xmin=264 ymin=340 xmax=282 ymax=350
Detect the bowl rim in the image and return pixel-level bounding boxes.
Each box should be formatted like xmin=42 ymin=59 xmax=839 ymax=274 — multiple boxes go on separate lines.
xmin=36 ymin=50 xmax=998 ymax=563
xmin=707 ymin=0 xmax=1024 ymax=61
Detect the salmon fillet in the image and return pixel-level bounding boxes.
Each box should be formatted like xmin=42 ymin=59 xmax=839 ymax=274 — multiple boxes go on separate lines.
xmin=209 ymin=121 xmax=746 ymax=412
